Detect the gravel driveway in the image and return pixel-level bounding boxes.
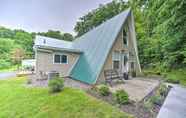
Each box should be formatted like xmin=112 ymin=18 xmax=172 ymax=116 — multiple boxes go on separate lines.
xmin=0 ymin=72 xmax=16 ymax=79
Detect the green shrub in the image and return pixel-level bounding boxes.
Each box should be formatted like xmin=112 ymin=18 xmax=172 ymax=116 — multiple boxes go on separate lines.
xmin=158 ymin=84 xmax=168 ymax=96
xmin=150 ymin=95 xmax=162 ymax=105
xmin=97 ymin=84 xmax=110 ymax=96
xmin=27 ymin=79 xmax=32 ymax=84
xmin=48 ymin=77 xmax=64 ymax=93
xmin=114 ymin=90 xmax=129 ymax=104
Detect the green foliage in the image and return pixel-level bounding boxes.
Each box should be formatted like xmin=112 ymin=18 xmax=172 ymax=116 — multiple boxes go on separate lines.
xmin=38 ymin=30 xmax=74 ymax=41
xmin=0 ymin=38 xmax=20 ymax=69
xmin=139 ymin=0 xmax=186 ymax=68
xmin=144 ymin=83 xmax=169 ymax=110
xmin=0 ymin=27 xmax=74 ymax=69
xmin=74 ymin=0 xmax=129 ymax=37
xmin=97 ymin=84 xmax=110 ymax=96
xmin=0 ymin=27 xmax=15 ymax=38
xmin=62 ymin=33 xmax=74 ymax=41
xmin=158 ymin=84 xmax=169 ymax=97
xmin=0 ymin=59 xmax=11 ymax=69
xmin=38 ymin=30 xmax=63 ymax=40
xmin=165 ymin=69 xmax=186 ymax=85
xmin=48 ymin=77 xmax=64 ymax=93
xmin=114 ymin=90 xmax=129 ymax=104
xmin=150 ymin=95 xmax=162 ymax=105
xmin=14 ymin=30 xmax=33 ymax=56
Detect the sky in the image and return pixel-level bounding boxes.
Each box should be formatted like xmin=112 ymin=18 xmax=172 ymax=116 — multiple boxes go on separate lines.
xmin=0 ymin=0 xmax=112 ymax=35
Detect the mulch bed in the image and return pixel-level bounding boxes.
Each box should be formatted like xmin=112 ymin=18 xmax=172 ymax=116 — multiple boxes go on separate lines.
xmin=87 ymin=84 xmax=171 ymax=118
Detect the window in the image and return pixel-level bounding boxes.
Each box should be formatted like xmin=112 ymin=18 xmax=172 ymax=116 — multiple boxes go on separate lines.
xmin=123 ymin=28 xmax=128 ymax=45
xmin=61 ymin=55 xmax=67 ymax=63
xmin=123 ymin=55 xmax=128 ymax=66
xmin=54 ymin=54 xmax=68 ymax=64
xmin=113 ymin=60 xmax=119 ymax=69
xmin=112 ymin=51 xmax=120 ymax=69
xmin=54 ymin=54 xmax=60 ymax=63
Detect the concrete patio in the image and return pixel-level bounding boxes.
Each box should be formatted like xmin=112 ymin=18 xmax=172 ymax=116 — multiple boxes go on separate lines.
xmin=110 ymin=78 xmax=160 ymax=102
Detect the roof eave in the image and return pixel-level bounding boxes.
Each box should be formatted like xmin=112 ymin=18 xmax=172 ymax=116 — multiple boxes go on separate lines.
xmin=35 ymin=45 xmax=83 ymax=54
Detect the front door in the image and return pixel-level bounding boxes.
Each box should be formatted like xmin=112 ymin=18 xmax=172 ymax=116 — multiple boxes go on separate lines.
xmin=121 ymin=53 xmax=128 ymax=73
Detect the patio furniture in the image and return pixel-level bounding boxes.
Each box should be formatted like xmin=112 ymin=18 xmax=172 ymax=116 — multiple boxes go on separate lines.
xmin=104 ymin=69 xmax=124 ymax=86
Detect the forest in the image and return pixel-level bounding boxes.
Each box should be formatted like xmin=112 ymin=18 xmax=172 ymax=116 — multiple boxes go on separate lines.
xmin=0 ymin=0 xmax=185 ymax=75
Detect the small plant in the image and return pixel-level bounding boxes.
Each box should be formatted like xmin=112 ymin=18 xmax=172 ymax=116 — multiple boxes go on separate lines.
xmin=97 ymin=84 xmax=110 ymax=96
xmin=114 ymin=90 xmax=129 ymax=104
xmin=158 ymin=84 xmax=168 ymax=97
xmin=48 ymin=76 xmax=64 ymax=93
xmin=27 ymin=79 xmax=32 ymax=84
xmin=150 ymin=95 xmax=162 ymax=106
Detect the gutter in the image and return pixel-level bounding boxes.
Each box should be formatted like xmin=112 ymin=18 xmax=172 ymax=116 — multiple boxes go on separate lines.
xmin=34 ymin=45 xmax=83 ymax=54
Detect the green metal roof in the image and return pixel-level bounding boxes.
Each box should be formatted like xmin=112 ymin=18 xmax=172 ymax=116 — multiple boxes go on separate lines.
xmin=70 ymin=9 xmax=131 ymax=84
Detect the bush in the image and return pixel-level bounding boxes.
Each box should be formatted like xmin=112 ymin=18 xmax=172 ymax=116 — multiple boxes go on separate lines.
xmin=27 ymin=79 xmax=32 ymax=84
xmin=48 ymin=77 xmax=64 ymax=93
xmin=114 ymin=90 xmax=129 ymax=104
xmin=158 ymin=84 xmax=168 ymax=97
xmin=150 ymin=95 xmax=162 ymax=106
xmin=97 ymin=84 xmax=110 ymax=96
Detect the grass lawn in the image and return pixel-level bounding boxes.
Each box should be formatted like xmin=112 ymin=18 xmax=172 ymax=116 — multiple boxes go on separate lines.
xmin=0 ymin=77 xmax=132 ymax=118
xmin=143 ymin=68 xmax=186 ymax=86
xmin=165 ymin=69 xmax=186 ymax=86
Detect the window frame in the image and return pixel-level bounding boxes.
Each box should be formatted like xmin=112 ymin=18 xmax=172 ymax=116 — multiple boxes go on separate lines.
xmin=113 ymin=60 xmax=120 ymax=70
xmin=53 ymin=53 xmax=68 ymax=64
xmin=61 ymin=55 xmax=68 ymax=64
xmin=54 ymin=54 xmax=61 ymax=64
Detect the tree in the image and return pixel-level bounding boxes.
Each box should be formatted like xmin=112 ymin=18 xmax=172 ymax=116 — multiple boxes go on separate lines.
xmin=141 ymin=0 xmax=186 ymax=68
xmin=0 ymin=26 xmax=15 ymax=39
xmin=74 ymin=0 xmax=129 ymax=37
xmin=38 ymin=30 xmax=74 ymax=41
xmin=14 ymin=30 xmax=33 ymax=57
xmin=38 ymin=30 xmax=63 ymax=40
xmin=62 ymin=33 xmax=74 ymax=41
xmin=0 ymin=38 xmax=17 ymax=69
xmin=11 ymin=48 xmax=25 ymax=66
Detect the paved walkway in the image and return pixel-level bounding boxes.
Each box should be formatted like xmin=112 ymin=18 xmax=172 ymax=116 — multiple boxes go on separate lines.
xmin=0 ymin=72 xmax=16 ymax=79
xmin=157 ymin=85 xmax=186 ymax=118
